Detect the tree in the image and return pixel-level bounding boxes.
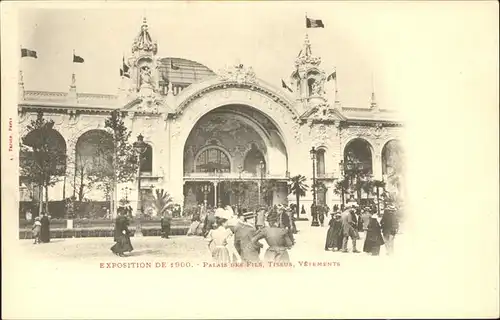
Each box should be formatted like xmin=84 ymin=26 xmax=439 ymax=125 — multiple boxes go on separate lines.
xmin=153 ymin=189 xmax=175 ymax=217
xmin=20 ymin=112 xmax=66 ymax=215
xmin=104 ymin=110 xmax=139 ymax=217
xmin=288 ymin=175 xmax=308 ymax=219
xmin=333 ymin=177 xmax=349 ymax=206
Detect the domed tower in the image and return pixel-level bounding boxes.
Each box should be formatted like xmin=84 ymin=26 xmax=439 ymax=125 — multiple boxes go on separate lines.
xmin=290 ymin=34 xmax=327 ymax=113
xmin=127 ymin=17 xmax=160 ymax=100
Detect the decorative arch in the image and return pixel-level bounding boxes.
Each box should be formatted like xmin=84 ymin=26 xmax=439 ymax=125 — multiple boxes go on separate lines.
xmin=343 ymin=137 xmax=374 ymax=174
xmin=193 ymin=145 xmax=232 ymax=173
xmin=382 ymin=139 xmax=404 ymax=176
xmin=75 ymin=129 xmax=114 ymax=176
xmin=22 ymin=127 xmax=67 ymax=174
xmin=243 ymin=143 xmax=266 ymax=175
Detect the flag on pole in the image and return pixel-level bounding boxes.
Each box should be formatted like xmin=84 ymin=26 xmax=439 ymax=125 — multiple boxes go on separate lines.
xmin=73 ymin=53 xmax=84 ymax=63
xmin=306 ymin=17 xmax=324 ymax=28
xmin=327 ymin=70 xmax=337 ymax=81
xmin=171 ymin=60 xmax=180 ymax=70
xmin=281 ymin=79 xmax=293 ymax=93
xmin=21 ymin=48 xmax=37 ymax=58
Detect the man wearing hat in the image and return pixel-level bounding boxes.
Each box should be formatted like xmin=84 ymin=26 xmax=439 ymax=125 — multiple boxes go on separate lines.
xmin=340 ymin=204 xmax=360 ymax=253
xmin=229 ymin=211 xmax=262 ymax=263
xmin=380 ymin=204 xmax=399 ymax=255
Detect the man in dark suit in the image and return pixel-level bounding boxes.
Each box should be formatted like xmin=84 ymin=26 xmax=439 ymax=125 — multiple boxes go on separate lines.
xmin=231 ymin=212 xmax=262 ymax=263
xmin=160 ymin=211 xmax=172 ymax=239
xmin=341 ymin=205 xmax=360 ymax=253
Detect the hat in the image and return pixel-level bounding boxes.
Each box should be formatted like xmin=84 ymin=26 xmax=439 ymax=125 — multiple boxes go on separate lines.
xmin=385 ymin=204 xmax=397 ymax=211
xmin=214 ymin=208 xmax=231 ymax=220
xmin=351 ymin=203 xmax=359 ymax=208
xmin=243 ymin=211 xmax=256 ymax=220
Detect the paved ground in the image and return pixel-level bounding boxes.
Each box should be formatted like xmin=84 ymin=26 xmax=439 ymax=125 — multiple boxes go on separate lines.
xmin=18 ymin=220 xmax=407 ymax=268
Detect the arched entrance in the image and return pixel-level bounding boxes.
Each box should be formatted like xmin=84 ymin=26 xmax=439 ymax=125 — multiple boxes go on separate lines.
xmin=74 ymin=130 xmax=114 ymax=202
xmin=382 ymin=139 xmax=405 ymax=195
xmin=343 ymin=138 xmax=373 ymax=205
xmin=182 ymin=104 xmax=288 ymax=210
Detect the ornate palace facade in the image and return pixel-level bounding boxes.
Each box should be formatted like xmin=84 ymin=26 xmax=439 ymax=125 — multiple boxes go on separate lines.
xmin=18 ymin=19 xmax=404 ymax=216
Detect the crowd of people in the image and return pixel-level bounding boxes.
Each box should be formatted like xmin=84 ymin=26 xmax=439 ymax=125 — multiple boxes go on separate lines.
xmin=324 ymin=203 xmax=399 ymax=256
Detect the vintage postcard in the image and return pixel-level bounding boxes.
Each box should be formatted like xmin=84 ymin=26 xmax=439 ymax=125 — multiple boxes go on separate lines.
xmin=2 ymin=1 xmax=498 ymax=319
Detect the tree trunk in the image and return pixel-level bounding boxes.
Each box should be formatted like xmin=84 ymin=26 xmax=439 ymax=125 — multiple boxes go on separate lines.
xmin=38 ymin=185 xmax=43 ymax=216
xmin=44 ymin=184 xmax=49 ymax=213
xmin=296 ymin=192 xmax=300 ymax=219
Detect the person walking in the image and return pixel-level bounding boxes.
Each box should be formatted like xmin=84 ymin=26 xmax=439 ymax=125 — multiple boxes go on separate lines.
xmin=363 ymin=212 xmax=385 ymax=256
xmin=206 ymin=212 xmax=237 ymax=264
xmin=32 ymin=217 xmax=42 ymax=244
xmin=325 ymin=213 xmax=343 ymax=251
xmin=160 ymin=211 xmax=172 ymax=239
xmin=111 ymin=208 xmax=134 ymax=257
xmin=380 ymin=204 xmax=399 ymax=255
xmin=251 ymin=213 xmax=294 ymax=262
xmin=340 ymin=205 xmax=360 ymax=253
xmin=230 ymin=212 xmax=262 ymax=263
xmin=40 ymin=212 xmax=50 ymax=243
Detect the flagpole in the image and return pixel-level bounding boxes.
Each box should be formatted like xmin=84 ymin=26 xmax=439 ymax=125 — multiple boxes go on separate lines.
xmin=334 ymin=68 xmax=339 ymax=103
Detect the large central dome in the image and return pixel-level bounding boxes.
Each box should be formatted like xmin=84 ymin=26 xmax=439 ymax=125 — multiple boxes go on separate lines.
xmin=157 ymin=57 xmax=215 ymax=95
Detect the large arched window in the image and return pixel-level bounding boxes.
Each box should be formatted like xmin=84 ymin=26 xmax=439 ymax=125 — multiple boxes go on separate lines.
xmin=343 ymin=138 xmax=373 ymax=175
xmin=21 ymin=128 xmax=67 ymax=175
xmin=75 ymin=130 xmax=114 ymax=176
xmin=244 ymin=144 xmax=266 ymax=175
xmin=382 ymin=139 xmax=404 ymax=176
xmin=195 ymin=148 xmax=230 ymax=173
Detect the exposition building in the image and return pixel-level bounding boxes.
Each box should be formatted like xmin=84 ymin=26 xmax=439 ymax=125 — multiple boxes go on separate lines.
xmin=18 ymin=19 xmax=404 ymax=218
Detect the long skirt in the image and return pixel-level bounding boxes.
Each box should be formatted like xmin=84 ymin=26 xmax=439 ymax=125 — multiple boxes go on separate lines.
xmin=111 ymin=235 xmax=134 ymax=254
xmin=263 ymin=247 xmax=290 ymax=262
xmin=212 ymin=246 xmax=231 ymax=263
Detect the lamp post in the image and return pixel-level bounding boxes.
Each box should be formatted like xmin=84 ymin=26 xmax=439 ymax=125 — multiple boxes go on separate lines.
xmin=237 ymin=165 xmax=243 ymax=212
xmin=201 ymin=184 xmax=210 ymax=207
xmin=133 ymin=134 xmax=148 ymax=236
xmin=338 ymin=161 xmax=346 ymax=207
xmin=258 ymin=160 xmax=265 ymax=206
xmin=310 ymin=147 xmax=319 ymax=227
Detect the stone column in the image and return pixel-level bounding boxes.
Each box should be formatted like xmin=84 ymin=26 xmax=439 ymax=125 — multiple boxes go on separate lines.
xmin=213 ymin=181 xmax=218 ymax=207
xmin=372 ymin=148 xmax=383 ymax=180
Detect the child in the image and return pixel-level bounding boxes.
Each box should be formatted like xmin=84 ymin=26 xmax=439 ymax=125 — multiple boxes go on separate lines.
xmin=32 ymin=217 xmax=42 ymax=244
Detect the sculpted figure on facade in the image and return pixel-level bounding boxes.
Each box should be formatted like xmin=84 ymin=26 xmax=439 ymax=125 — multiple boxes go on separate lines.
xmin=218 ymin=63 xmax=256 ymax=84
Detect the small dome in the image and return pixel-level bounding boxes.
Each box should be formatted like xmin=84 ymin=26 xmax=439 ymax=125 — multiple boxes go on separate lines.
xmin=158 ymin=57 xmax=215 ymax=86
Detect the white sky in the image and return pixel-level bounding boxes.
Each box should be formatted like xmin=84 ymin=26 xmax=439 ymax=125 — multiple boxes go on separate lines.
xmin=17 ymin=2 xmax=418 ymax=110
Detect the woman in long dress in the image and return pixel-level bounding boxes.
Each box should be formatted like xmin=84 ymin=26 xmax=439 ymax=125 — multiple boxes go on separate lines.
xmin=40 ymin=213 xmax=50 ymax=243
xmin=363 ymin=213 xmax=385 ymax=256
xmin=206 ymin=217 xmax=234 ymax=263
xmin=111 ymin=210 xmax=134 ymax=257
xmin=325 ymin=213 xmax=343 ymax=251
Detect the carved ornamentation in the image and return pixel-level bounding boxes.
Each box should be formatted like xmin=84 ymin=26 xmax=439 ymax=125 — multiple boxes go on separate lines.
xmin=310 ymin=124 xmax=335 ymax=147
xmin=341 ymin=125 xmax=390 ymax=140
xmin=131 ymin=18 xmax=158 ymax=55
xmin=295 ymin=35 xmax=322 ymax=68
xmin=218 ymin=63 xmax=256 ymax=84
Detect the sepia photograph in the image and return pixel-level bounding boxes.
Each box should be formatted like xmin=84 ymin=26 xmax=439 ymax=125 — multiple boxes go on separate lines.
xmin=2 ymin=1 xmax=498 ymax=319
